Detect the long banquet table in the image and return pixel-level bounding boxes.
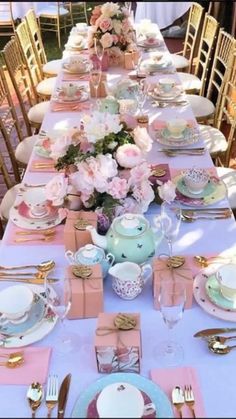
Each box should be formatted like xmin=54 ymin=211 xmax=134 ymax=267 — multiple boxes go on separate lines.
xmin=1 ymin=23 xmax=236 ymax=419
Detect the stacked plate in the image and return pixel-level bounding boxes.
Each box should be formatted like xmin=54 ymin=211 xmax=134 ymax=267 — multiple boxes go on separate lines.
xmin=53 ymin=88 xmax=89 ymax=104
xmin=62 ymin=56 xmax=91 ymax=74
xmin=155 ymin=121 xmax=200 ymax=148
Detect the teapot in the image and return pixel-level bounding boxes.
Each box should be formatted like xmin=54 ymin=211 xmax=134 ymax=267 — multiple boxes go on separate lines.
xmin=65 ymin=244 xmax=115 ymax=278
xmin=106 ymin=79 xmax=139 ymax=100
xmin=87 ymin=213 xmax=162 ymax=264
xmin=97 ymin=96 xmax=120 ymax=114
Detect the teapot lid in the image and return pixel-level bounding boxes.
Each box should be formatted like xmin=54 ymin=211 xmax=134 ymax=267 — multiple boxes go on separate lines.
xmin=113 ymin=214 xmax=148 ymax=237
xmin=78 ymin=244 xmax=104 ymax=262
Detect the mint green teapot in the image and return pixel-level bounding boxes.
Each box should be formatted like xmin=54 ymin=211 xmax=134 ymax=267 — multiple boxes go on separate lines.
xmin=87 ymin=213 xmax=162 ymax=264
xmin=98 ymin=96 xmax=120 ymax=114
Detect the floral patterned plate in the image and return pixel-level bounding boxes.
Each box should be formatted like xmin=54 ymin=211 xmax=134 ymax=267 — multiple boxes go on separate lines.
xmin=17 ymin=201 xmax=58 ymax=221
xmin=71 ymin=373 xmax=173 ymax=418
xmin=155 ymin=126 xmax=200 ymax=147
xmin=52 ymin=89 xmax=89 ymax=104
xmin=0 ymin=284 xmax=58 ymax=348
xmin=151 ymin=85 xmax=183 ymax=100
xmin=205 ymin=274 xmax=236 ymax=311
xmin=9 ymin=201 xmax=64 ymax=230
xmin=34 ymin=138 xmax=53 ymax=159
xmin=138 ymin=38 xmax=163 ymax=48
xmin=175 ymin=176 xmax=218 ymax=199
xmin=173 ymin=174 xmax=227 ymax=206
xmin=193 ymin=268 xmax=236 ymax=322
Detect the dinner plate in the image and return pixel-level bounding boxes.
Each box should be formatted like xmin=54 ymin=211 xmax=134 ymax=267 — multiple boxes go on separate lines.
xmin=0 ymin=284 xmax=58 ymax=348
xmin=9 ymin=201 xmax=64 ymax=230
xmin=193 ymin=268 xmax=236 ymax=322
xmin=173 ymin=174 xmax=227 ymax=206
xmin=62 ymin=62 xmax=91 ymax=74
xmin=155 ymin=126 xmax=200 ymax=147
xmin=17 ymin=201 xmax=58 ymax=221
xmin=0 ymin=291 xmax=46 ymax=337
xmin=205 ymin=274 xmax=236 ymax=311
xmin=71 ymin=372 xmax=173 ymax=418
xmin=53 ymin=89 xmax=89 ymax=104
xmin=175 ymin=176 xmax=218 ymax=199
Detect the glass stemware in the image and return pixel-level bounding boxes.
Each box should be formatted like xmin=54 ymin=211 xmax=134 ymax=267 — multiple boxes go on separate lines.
xmin=160 ymin=200 xmax=181 ymax=259
xmin=45 ymin=276 xmax=78 ymax=354
xmin=90 ymin=62 xmax=102 ymax=108
xmin=154 ymin=278 xmax=186 ymax=366
xmin=94 ymin=38 xmax=104 ymax=64
xmin=135 ymin=78 xmax=149 ymax=115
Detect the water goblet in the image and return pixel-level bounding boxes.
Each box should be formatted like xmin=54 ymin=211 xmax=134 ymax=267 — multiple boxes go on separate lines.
xmin=94 ymin=38 xmax=104 ymax=64
xmin=160 ymin=200 xmax=181 ymax=260
xmin=135 ymin=78 xmax=149 ymax=115
xmin=90 ymin=62 xmax=102 ymax=108
xmin=154 ymin=278 xmax=186 ymax=366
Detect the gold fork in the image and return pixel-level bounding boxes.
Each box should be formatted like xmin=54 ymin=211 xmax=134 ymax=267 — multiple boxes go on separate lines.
xmin=184 ymin=385 xmax=196 ymax=418
xmin=172 ymin=386 xmax=184 ymax=418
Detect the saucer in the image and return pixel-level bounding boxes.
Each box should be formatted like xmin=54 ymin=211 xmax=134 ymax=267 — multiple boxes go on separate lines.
xmin=17 ymin=201 xmax=57 ymax=221
xmin=138 ymin=38 xmax=162 ymax=48
xmin=176 ymin=176 xmax=216 ymax=199
xmin=152 ymin=85 xmax=182 ymax=100
xmin=0 ymin=292 xmax=46 ymax=336
xmin=156 ymin=126 xmax=200 ymax=147
xmin=62 ymin=61 xmax=91 ymax=74
xmin=205 ymin=274 xmax=236 ymax=311
xmin=34 ymin=138 xmax=53 ymax=159
xmin=72 ymin=373 xmax=173 ymax=418
xmin=53 ymin=89 xmax=89 ymax=103
xmin=10 ymin=201 xmax=64 ymax=230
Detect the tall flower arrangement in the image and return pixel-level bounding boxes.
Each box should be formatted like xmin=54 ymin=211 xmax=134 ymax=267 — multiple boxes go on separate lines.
xmin=88 ymin=2 xmax=137 ymax=64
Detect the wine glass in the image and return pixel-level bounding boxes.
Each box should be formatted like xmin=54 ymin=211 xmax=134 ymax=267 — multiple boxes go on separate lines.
xmin=94 ymin=38 xmax=104 ymax=64
xmin=154 ymin=278 xmax=186 ymax=366
xmin=90 ymin=62 xmax=102 ymax=108
xmin=45 ymin=276 xmax=78 ymax=354
xmin=160 ymin=200 xmax=181 ymax=260
xmin=135 ymin=79 xmax=149 ymax=115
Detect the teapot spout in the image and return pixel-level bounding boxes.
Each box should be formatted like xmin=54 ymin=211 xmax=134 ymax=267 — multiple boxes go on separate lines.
xmin=86 ymin=225 xmax=107 ymax=250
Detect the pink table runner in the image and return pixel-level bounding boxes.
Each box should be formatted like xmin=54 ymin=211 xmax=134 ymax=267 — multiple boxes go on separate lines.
xmin=4 ymin=222 xmax=64 ymax=246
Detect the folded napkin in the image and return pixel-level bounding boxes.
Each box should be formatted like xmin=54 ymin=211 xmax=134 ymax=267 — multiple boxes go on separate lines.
xmin=51 ymin=101 xmax=91 ymax=112
xmin=3 ymin=222 xmax=65 ymax=246
xmin=0 ymin=347 xmax=52 ymax=385
xmin=28 ymin=158 xmax=56 ymax=172
xmin=150 ymin=366 xmax=206 ymax=418
xmin=62 ymin=73 xmax=90 ymax=82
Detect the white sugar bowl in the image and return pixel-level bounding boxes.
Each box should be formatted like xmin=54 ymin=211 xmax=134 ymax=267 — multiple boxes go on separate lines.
xmin=183 ymin=167 xmax=209 ymax=194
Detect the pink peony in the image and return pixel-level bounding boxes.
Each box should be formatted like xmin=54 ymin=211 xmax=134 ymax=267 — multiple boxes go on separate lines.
xmin=45 ymin=174 xmax=68 ymax=206
xmin=133 ymin=126 xmax=153 ymax=153
xmin=98 ymin=17 xmax=113 ymax=32
xmin=128 ymin=161 xmax=152 ymax=186
xmin=116 ymin=144 xmax=144 ymax=168
xmin=158 ymin=180 xmax=176 ymax=203
xmin=50 ymin=135 xmax=72 ymax=161
xmin=107 ymin=177 xmax=129 ymax=199
xmin=100 ymin=32 xmax=114 ymax=49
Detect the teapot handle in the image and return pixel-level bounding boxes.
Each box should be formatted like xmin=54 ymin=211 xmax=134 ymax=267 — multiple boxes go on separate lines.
xmin=141 ymin=263 xmax=153 ymax=283
xmin=106 ymin=253 xmax=115 ymax=266
xmin=65 ymin=250 xmax=75 ymax=265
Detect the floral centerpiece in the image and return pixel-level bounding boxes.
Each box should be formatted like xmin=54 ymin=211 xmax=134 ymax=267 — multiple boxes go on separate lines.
xmin=44 ymin=112 xmax=155 ymax=231
xmin=88 ymin=2 xmax=137 ymax=66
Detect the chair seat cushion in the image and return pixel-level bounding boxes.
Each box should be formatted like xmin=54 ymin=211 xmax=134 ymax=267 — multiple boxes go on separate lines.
xmin=39 ymin=7 xmax=69 ymax=16
xmin=15 ymin=135 xmax=39 ymax=165
xmin=186 ymin=95 xmax=215 ymax=119
xmin=36 ymin=77 xmax=57 ymax=96
xmin=43 ymin=59 xmax=62 ymax=76
xmin=170 ymin=54 xmax=189 ymax=70
xmin=178 ymin=72 xmax=202 ymax=92
xmin=216 ymin=167 xmax=236 ymax=209
xmin=0 ymin=184 xmax=20 ymax=220
xmin=198 ymin=125 xmax=227 ymax=154
xmin=27 ymin=101 xmax=50 ymax=125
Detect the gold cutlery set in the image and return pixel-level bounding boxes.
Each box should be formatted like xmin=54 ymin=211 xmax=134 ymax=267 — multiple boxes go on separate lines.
xmin=172 ymin=385 xmax=196 ymax=418
xmin=27 ymin=373 xmax=71 ymax=418
xmin=14 ymin=229 xmax=56 ymax=243
xmin=159 ymin=148 xmax=206 ymax=157
xmin=0 ymin=259 xmax=57 ymax=284
xmin=194 ymin=327 xmax=236 ymax=355
xmin=179 ymin=207 xmax=232 ymax=222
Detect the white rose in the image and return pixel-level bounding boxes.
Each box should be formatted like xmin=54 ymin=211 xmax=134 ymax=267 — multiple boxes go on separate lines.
xmin=158 ymin=180 xmax=176 ymax=203
xmin=133 ymin=126 xmax=153 ymax=153
xmin=45 ymin=174 xmax=68 ymax=206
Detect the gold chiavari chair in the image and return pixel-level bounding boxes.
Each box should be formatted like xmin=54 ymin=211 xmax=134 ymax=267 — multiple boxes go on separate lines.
xmin=178 ymin=13 xmax=219 ymax=97
xmin=38 ymin=2 xmax=73 ymax=49
xmin=0 ymin=2 xmax=16 ymax=38
xmin=15 ymin=21 xmax=57 ymax=100
xmin=187 ymin=30 xmax=236 ymax=126
xmin=64 ymin=2 xmax=88 ymax=26
xmin=25 ymin=9 xmax=62 ymax=78
xmin=0 ymin=147 xmax=21 ymax=224
xmin=171 ymin=2 xmax=204 ymax=72
xmin=0 ymin=66 xmax=39 ymax=172
xmin=1 ymin=37 xmax=50 ymax=133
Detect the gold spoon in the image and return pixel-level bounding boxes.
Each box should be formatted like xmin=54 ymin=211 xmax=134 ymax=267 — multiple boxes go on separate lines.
xmin=14 ymin=236 xmax=55 ymax=243
xmin=208 ymin=340 xmax=236 ymax=355
xmin=15 ymin=229 xmax=56 ymax=236
xmin=27 ymin=382 xmax=44 ymax=418
xmin=0 ymin=260 xmax=55 ymax=272
xmin=194 ymin=255 xmax=234 ymax=267
xmin=208 ymin=335 xmax=236 ymax=345
xmin=0 ymin=353 xmax=24 ymax=368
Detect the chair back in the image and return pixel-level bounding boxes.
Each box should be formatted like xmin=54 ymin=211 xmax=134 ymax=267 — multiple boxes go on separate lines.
xmin=194 ymin=14 xmax=219 ymax=96
xmin=182 ymin=2 xmax=204 ymax=72
xmin=64 ymin=2 xmax=88 ymax=26
xmin=0 ymin=2 xmax=15 ymax=37
xmin=15 ymin=20 xmax=42 ymax=88
xmin=1 ymin=37 xmax=35 ymax=137
xmin=25 ymin=9 xmax=47 ymax=78
xmin=206 ymin=29 xmax=236 ymax=116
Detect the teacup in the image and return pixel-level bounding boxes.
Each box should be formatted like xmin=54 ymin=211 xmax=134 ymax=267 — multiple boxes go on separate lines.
xmin=159 ymin=77 xmax=176 ymax=93
xmin=61 ymin=82 xmax=78 ymax=98
xmin=96 ymin=382 xmax=155 ymax=418
xmin=65 ymin=56 xmax=89 ymax=73
xmin=109 ymin=262 xmax=152 ymax=300
xmin=215 ymin=264 xmax=236 ymax=301
xmin=166 ymin=118 xmax=187 ymax=137
xmin=183 ymin=167 xmax=209 ymax=194
xmin=23 ymin=188 xmax=48 ymax=217
xmin=0 ymin=285 xmax=34 ymax=324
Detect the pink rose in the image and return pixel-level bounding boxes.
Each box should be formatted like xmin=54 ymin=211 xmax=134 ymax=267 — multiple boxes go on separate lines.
xmin=107 ymin=177 xmax=128 ymax=199
xmin=133 ymin=126 xmax=153 ymax=153
xmin=100 ymin=32 xmax=113 ymax=49
xmin=45 ymin=174 xmax=68 ymax=206
xmin=98 ymin=17 xmax=113 ymax=32
xmin=129 ymin=162 xmax=152 ymax=187
xmin=90 ymin=5 xmax=102 ymax=25
xmin=112 ymin=34 xmax=119 ymax=44
xmin=116 ymin=144 xmax=144 ymax=168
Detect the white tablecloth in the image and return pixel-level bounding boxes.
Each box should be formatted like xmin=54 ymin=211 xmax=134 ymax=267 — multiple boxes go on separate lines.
xmin=135 ymin=2 xmax=193 ymax=29
xmin=11 ymin=2 xmax=57 ymax=19
xmin=1 ymin=25 xmax=236 ymax=418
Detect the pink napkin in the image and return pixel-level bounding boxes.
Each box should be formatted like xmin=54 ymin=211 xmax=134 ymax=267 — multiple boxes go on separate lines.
xmin=3 ymin=222 xmax=65 ymax=246
xmin=28 ymin=158 xmax=56 ymax=173
xmin=151 ymin=119 xmax=197 ymax=131
xmin=0 ymin=347 xmax=52 ymax=385
xmin=50 ymin=101 xmax=91 ymax=112
xmin=62 ymin=73 xmax=90 ymax=82
xmin=150 ymin=366 xmax=206 ymax=418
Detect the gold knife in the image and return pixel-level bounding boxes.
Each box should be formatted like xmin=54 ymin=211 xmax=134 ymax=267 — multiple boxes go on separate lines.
xmin=57 ymin=373 xmax=72 ymax=418
xmin=194 ymin=328 xmax=236 ymax=337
